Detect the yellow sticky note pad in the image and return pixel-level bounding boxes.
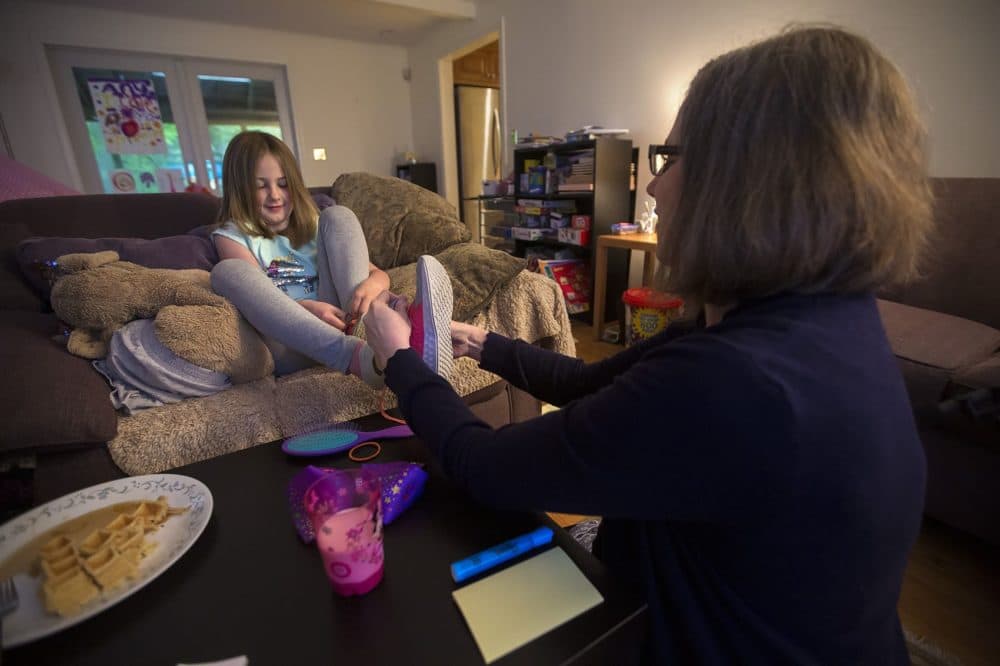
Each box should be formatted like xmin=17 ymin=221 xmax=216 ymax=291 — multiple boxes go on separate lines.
xmin=451 ymin=547 xmax=604 ymax=663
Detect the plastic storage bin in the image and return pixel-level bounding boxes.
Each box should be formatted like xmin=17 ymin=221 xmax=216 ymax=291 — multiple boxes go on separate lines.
xmin=622 ymin=288 xmax=684 ymax=346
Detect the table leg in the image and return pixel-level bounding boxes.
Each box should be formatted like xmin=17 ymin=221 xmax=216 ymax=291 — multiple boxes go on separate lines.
xmin=642 ymin=250 xmax=656 ymax=287
xmin=592 ymin=242 xmax=608 ymax=340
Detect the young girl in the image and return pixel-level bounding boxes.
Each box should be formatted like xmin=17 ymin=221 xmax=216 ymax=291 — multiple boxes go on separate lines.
xmin=210 ymin=131 xmax=451 ymax=387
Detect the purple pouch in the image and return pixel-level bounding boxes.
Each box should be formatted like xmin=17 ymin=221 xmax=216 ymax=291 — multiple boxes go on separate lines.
xmin=363 ymin=462 xmax=429 ymax=525
xmin=288 ymin=462 xmax=428 ymax=543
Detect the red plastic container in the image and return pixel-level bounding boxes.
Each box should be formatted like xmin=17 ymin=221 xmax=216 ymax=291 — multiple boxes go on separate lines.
xmin=622 ymin=288 xmax=684 ymax=346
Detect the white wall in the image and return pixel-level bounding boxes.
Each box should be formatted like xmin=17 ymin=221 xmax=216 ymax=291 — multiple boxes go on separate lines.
xmin=410 ymin=0 xmax=1000 ymax=217
xmin=0 ymin=0 xmax=415 ymax=191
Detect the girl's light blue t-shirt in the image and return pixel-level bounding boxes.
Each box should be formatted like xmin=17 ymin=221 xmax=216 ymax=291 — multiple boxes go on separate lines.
xmin=212 ymin=222 xmax=319 ymax=301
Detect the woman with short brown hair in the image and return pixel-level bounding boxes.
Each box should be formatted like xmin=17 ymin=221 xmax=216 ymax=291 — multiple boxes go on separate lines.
xmin=366 ymin=25 xmax=931 ymax=664
xmin=662 ymin=26 xmax=932 ymax=306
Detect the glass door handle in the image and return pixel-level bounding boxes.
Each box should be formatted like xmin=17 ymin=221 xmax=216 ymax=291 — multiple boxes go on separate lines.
xmin=205 ymin=159 xmax=217 ymax=191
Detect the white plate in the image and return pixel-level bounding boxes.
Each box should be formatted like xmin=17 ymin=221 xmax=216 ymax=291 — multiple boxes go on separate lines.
xmin=0 ymin=474 xmax=213 ymax=648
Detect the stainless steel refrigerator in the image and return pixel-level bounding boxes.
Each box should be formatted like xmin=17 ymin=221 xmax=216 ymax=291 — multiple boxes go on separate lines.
xmin=455 ymin=85 xmax=502 ymax=243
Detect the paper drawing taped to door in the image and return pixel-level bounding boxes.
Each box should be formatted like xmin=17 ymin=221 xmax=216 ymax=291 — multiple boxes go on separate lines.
xmin=88 ymin=78 xmax=167 ymax=155
xmin=155 ymin=168 xmax=186 ymax=193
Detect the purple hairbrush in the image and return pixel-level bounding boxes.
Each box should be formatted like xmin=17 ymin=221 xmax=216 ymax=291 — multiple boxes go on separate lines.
xmin=281 ymin=422 xmax=413 ymax=457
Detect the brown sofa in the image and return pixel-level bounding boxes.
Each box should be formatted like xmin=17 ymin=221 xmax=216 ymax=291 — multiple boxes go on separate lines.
xmin=0 ymin=181 xmax=573 ymax=512
xmin=878 ymin=177 xmax=1000 ymax=545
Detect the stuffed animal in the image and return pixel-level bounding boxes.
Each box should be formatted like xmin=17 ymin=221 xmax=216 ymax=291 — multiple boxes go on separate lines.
xmin=50 ymin=250 xmax=273 ymax=383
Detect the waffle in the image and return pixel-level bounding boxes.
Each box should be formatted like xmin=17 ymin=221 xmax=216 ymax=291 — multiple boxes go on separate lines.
xmin=35 ymin=496 xmax=187 ymax=617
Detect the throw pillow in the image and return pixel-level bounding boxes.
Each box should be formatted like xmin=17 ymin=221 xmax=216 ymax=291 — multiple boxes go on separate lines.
xmin=312 ymin=193 xmax=335 ymax=211
xmin=0 ymin=311 xmax=117 ymax=454
xmin=332 ymin=172 xmax=470 ymax=269
xmin=16 ymin=232 xmax=219 ymax=301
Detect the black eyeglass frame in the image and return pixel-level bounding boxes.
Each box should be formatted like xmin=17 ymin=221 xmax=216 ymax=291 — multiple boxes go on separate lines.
xmin=648 ymin=144 xmax=683 ymax=176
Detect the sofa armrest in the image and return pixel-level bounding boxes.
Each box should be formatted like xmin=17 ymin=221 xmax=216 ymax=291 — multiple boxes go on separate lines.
xmin=1 ymin=311 xmax=117 ymax=455
xmin=877 ymin=298 xmax=1000 ymax=370
xmin=955 ymin=354 xmax=1000 ymax=390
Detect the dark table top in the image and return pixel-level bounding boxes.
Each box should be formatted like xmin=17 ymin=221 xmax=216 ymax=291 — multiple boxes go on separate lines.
xmin=8 ymin=420 xmax=646 ymax=665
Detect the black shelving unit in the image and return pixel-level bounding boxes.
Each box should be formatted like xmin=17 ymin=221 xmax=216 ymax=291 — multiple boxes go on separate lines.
xmin=395 ymin=162 xmax=438 ymax=193
xmin=465 ymin=195 xmax=517 ymax=254
xmin=511 ymin=137 xmax=634 ymax=323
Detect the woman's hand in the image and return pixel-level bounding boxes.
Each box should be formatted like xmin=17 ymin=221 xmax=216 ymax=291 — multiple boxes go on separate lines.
xmin=364 ymin=292 xmax=412 ymax=369
xmin=299 ymin=299 xmax=348 ymax=331
xmin=350 ymin=267 xmax=390 ymax=319
xmin=451 ymin=321 xmax=488 ymax=362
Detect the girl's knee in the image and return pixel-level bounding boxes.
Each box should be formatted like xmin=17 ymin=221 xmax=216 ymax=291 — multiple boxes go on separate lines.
xmin=319 ymin=204 xmax=360 ymax=230
xmin=210 ymin=258 xmax=253 ymax=292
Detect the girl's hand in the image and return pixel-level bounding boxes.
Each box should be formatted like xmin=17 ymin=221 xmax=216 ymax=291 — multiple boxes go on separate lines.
xmin=451 ymin=321 xmax=488 ymax=362
xmin=350 ymin=267 xmax=390 ymax=319
xmin=300 ymin=299 xmax=348 ymax=331
xmin=364 ymin=296 xmax=412 ymax=369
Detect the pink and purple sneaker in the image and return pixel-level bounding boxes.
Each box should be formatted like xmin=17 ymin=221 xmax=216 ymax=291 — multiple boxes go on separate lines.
xmin=408 ymin=255 xmax=454 ymax=379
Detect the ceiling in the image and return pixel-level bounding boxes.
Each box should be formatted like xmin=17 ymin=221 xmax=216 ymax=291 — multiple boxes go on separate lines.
xmin=31 ymin=0 xmax=477 ymax=45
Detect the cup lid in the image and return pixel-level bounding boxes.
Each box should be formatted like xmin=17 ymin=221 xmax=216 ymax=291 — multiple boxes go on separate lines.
xmin=622 ymin=287 xmax=683 ymax=309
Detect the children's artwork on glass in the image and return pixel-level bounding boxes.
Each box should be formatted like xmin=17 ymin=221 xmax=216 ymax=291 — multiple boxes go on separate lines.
xmin=87 ymin=78 xmax=167 ymax=155
xmin=109 ymin=170 xmax=136 ymax=193
xmin=155 ymin=168 xmax=186 ymax=193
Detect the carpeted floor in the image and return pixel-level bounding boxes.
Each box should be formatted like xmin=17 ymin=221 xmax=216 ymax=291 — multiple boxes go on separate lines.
xmin=565 ymin=519 xmax=962 ymax=665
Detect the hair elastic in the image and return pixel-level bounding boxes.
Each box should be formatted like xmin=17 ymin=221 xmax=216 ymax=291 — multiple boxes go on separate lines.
xmin=348 ymin=441 xmax=382 ymax=462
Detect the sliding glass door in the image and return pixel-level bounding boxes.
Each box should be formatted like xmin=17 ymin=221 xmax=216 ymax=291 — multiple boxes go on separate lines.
xmin=181 ymin=59 xmax=294 ymax=193
xmin=48 ymin=47 xmax=295 ymax=196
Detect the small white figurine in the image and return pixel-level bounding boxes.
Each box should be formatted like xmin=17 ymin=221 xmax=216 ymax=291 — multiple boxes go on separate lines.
xmin=638 ymin=200 xmax=658 ymax=234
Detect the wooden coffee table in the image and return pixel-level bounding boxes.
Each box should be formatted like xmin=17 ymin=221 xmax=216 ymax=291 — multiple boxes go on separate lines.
xmin=7 ymin=421 xmax=646 ymax=665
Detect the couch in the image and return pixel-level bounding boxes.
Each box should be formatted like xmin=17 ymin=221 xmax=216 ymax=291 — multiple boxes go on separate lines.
xmin=877 ymin=177 xmax=1000 ymax=546
xmin=0 ymin=174 xmax=574 ymax=511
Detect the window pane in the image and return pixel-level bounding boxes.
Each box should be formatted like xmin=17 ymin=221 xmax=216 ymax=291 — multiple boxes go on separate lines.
xmin=72 ymin=67 xmax=187 ymax=194
xmin=199 ymin=76 xmax=283 ymax=191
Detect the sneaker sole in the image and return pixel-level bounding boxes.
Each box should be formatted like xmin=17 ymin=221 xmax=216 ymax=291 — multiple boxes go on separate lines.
xmin=417 ymin=255 xmax=454 ymax=379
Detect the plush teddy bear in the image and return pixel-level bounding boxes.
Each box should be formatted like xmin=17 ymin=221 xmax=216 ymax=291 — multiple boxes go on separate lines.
xmin=50 ymin=250 xmax=273 ymax=383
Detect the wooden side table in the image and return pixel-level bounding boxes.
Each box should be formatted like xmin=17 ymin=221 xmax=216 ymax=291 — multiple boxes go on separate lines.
xmin=592 ymin=232 xmax=658 ymax=340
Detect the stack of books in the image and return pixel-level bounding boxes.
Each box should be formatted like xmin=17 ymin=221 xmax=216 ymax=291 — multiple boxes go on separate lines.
xmin=557 ymin=150 xmax=595 ymax=193
xmin=516 ymin=134 xmax=563 ymax=149
xmin=564 ymin=126 xmax=629 ymax=142
xmin=517 ymin=198 xmax=578 ymax=229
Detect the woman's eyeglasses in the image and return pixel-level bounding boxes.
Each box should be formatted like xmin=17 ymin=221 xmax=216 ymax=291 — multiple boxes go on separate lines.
xmin=648 ymin=144 xmax=683 ymax=176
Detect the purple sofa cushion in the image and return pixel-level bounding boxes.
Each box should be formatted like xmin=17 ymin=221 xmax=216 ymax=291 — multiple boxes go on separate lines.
xmin=0 ymin=311 xmax=117 ymax=454
xmin=312 ymin=193 xmax=335 ymax=211
xmin=16 ymin=232 xmax=219 ymax=301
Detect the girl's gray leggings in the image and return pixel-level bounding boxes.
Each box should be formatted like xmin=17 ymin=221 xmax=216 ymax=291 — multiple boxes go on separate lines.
xmin=210 ymin=205 xmax=380 ymax=384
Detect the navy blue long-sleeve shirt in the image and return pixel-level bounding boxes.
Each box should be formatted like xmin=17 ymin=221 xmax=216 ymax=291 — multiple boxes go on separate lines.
xmin=385 ymin=291 xmax=925 ymax=664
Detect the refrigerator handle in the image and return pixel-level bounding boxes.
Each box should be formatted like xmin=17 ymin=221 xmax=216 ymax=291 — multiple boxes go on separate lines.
xmin=491 ymin=107 xmax=502 ymax=179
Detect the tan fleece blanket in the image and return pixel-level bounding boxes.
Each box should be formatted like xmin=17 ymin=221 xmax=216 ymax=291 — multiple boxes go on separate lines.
xmin=107 ymin=270 xmax=574 ymax=475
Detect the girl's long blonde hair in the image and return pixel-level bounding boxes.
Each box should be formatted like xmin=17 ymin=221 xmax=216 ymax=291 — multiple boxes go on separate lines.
xmin=217 ymin=131 xmax=318 ymax=247
xmin=662 ymin=25 xmax=933 ymax=304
